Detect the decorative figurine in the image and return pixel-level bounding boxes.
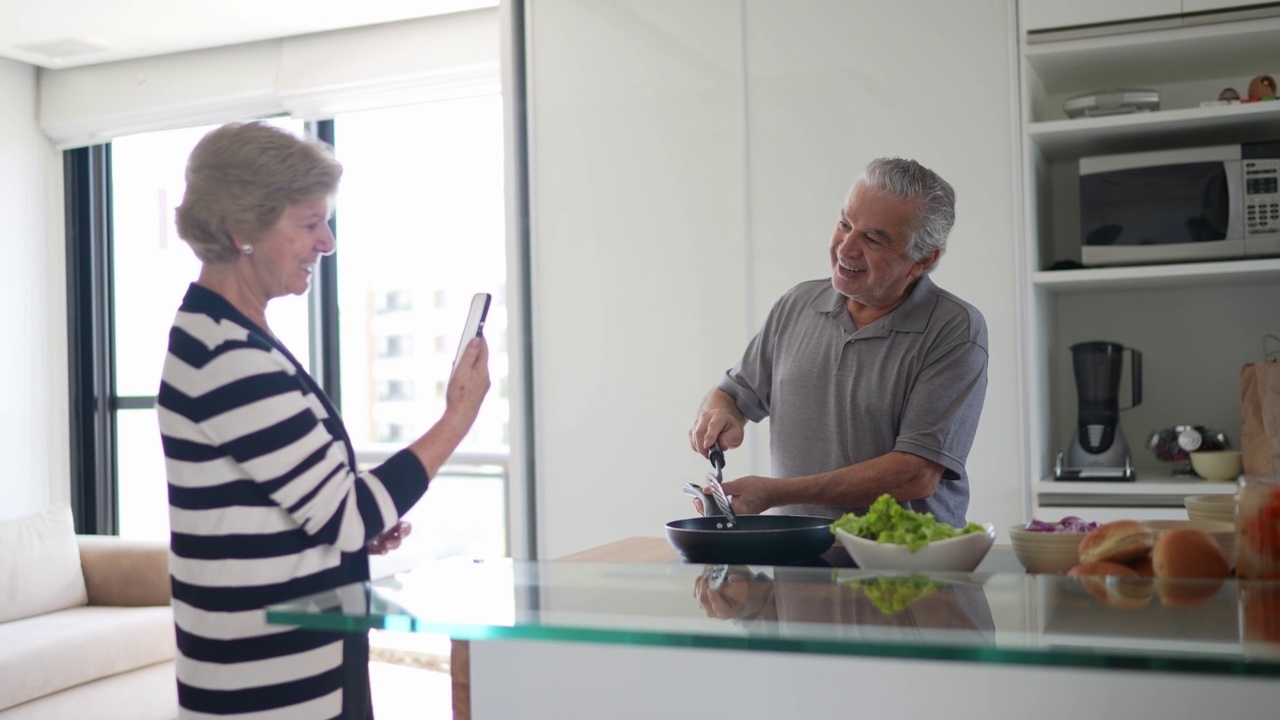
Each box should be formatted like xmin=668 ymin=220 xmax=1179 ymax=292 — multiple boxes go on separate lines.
xmin=1248 ymin=74 xmax=1277 ymax=101
xmin=1218 ymin=87 xmax=1241 ymax=101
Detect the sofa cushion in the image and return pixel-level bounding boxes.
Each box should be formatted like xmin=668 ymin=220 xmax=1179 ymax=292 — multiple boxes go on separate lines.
xmin=0 ymin=506 xmax=87 ymax=624
xmin=0 ymin=605 xmax=176 ymax=712
xmin=0 ymin=661 xmax=176 ymax=720
xmin=77 ymin=536 xmax=171 ymax=607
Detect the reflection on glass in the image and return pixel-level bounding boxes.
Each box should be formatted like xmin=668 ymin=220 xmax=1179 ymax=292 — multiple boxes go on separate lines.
xmin=693 ymin=565 xmax=996 ymax=640
xmin=264 ymin=559 xmax=1280 ymax=675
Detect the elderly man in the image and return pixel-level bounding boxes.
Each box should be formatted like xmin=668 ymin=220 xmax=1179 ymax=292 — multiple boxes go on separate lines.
xmin=689 ymin=156 xmax=988 ymax=528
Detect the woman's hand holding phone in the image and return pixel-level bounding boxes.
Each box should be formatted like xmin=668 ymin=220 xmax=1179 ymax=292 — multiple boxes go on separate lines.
xmin=453 ymin=292 xmax=491 ymax=369
xmin=405 ymin=293 xmax=493 ymax=479
xmin=445 ymin=293 xmax=492 ymax=429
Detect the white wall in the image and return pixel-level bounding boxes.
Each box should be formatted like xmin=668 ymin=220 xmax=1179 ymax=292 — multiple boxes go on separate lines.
xmin=526 ymin=0 xmax=1024 ymax=558
xmin=525 ymin=0 xmax=749 ymax=557
xmin=7 ymin=0 xmax=1025 ymax=544
xmin=741 ymin=0 xmax=1025 ymax=542
xmin=0 ymin=56 xmax=69 ymax=519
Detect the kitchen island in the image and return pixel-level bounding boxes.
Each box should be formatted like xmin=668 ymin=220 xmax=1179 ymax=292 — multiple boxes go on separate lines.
xmin=267 ymin=537 xmax=1280 ymax=718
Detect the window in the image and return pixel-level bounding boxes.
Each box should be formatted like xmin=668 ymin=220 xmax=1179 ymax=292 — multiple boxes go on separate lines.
xmin=377 ymin=289 xmax=413 ymax=313
xmin=377 ymin=380 xmax=415 ymax=401
xmin=377 ymin=334 xmax=413 ymax=358
xmin=377 ymin=423 xmax=410 ymax=443
xmin=70 ymin=93 xmax=516 ymax=564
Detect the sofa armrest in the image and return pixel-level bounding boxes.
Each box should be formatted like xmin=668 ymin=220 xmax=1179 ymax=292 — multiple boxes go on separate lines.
xmin=76 ymin=535 xmax=171 ymax=607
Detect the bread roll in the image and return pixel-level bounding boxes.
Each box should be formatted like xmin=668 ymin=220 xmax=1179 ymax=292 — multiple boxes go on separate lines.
xmin=1067 ymin=560 xmax=1138 ymax=577
xmin=1152 ymin=528 xmax=1230 ymax=580
xmin=1078 ymin=520 xmax=1155 ymax=564
xmin=1156 ymin=577 xmax=1225 ymax=608
xmin=1068 ymin=561 xmax=1150 ymax=609
xmin=1127 ymin=555 xmax=1154 ymax=578
xmin=1149 ymin=527 xmax=1230 ymax=608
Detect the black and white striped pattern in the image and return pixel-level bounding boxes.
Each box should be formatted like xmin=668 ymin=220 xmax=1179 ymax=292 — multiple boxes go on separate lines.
xmin=158 ymin=283 xmax=429 ymax=719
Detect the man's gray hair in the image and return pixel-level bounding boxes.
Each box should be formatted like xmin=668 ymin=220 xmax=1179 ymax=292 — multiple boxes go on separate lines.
xmin=855 ymin=157 xmax=956 ymax=273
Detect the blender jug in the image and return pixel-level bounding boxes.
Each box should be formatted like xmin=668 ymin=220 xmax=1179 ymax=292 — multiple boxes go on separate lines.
xmin=1067 ymin=341 xmax=1143 ymax=470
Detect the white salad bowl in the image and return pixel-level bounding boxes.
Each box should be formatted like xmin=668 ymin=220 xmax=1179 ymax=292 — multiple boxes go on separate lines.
xmin=835 ymin=524 xmax=997 ymax=572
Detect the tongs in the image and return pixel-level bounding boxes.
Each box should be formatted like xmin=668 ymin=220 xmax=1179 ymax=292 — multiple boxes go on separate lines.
xmin=704 ymin=442 xmax=737 ymax=527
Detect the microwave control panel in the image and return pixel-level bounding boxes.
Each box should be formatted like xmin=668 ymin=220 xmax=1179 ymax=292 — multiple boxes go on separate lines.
xmin=1244 ymin=158 xmax=1280 ymax=236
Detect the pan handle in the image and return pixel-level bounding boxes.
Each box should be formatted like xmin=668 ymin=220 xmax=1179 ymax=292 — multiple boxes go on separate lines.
xmin=682 ymin=483 xmax=721 ymax=517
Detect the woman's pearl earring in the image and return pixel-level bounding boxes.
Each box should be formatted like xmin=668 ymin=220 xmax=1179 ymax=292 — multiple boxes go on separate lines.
xmin=241 ymin=244 xmax=253 ymax=255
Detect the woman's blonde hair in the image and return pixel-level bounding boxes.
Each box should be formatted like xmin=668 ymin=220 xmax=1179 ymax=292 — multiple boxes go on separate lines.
xmin=175 ymin=121 xmax=343 ymax=263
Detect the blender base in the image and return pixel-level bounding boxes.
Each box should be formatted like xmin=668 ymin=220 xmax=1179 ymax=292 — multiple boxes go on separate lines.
xmin=1053 ymin=452 xmax=1137 ymax=481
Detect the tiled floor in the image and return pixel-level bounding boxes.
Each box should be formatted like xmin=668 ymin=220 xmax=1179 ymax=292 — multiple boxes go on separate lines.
xmin=369 ymin=631 xmax=453 ymax=719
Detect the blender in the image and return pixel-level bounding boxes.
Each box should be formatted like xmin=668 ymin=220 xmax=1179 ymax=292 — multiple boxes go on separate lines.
xmin=1055 ymin=341 xmax=1142 ymax=481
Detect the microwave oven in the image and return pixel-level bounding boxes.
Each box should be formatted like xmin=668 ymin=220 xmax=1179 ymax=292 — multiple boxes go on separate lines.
xmin=1078 ymin=141 xmax=1280 ymax=267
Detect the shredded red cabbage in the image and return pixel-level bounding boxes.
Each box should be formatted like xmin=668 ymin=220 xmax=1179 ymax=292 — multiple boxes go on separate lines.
xmin=1024 ymin=516 xmax=1098 ymax=533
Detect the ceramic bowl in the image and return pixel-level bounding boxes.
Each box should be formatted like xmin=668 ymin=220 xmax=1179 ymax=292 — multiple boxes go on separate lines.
xmin=1189 ymin=450 xmax=1243 ymax=482
xmin=1185 ymin=494 xmax=1235 ymax=524
xmin=834 ymin=525 xmax=996 ymax=572
xmin=1008 ymin=526 xmax=1088 ymax=574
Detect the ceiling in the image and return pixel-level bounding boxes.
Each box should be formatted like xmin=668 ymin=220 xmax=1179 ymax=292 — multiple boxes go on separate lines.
xmin=0 ymin=0 xmax=496 ymax=69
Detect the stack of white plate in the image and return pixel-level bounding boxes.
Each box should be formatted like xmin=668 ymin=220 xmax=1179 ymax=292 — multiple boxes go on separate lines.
xmin=1008 ymin=526 xmax=1087 ymax=574
xmin=1185 ymin=494 xmax=1235 ymax=525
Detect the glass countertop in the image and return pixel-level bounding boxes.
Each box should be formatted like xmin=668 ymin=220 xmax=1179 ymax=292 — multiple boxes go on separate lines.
xmin=266 ymin=556 xmax=1280 ymax=677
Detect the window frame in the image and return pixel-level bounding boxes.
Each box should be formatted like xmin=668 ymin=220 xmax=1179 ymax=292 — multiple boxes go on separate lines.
xmin=65 ymin=144 xmax=117 ymax=535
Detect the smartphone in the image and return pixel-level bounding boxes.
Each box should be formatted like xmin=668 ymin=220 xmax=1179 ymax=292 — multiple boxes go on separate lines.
xmin=453 ymin=292 xmax=492 ymax=369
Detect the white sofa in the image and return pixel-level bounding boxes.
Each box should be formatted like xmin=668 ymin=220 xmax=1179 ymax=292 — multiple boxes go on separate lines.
xmin=0 ymin=506 xmax=177 ymax=720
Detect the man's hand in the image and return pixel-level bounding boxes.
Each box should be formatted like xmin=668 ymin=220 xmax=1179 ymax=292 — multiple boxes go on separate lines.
xmin=689 ymin=389 xmax=747 ymax=457
xmin=692 ymin=566 xmax=755 ymax=619
xmin=718 ymin=475 xmax=777 ymax=515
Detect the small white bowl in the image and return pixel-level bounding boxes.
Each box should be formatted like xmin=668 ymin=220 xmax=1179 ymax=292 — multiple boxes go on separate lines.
xmin=1189 ymin=450 xmax=1243 ymax=482
xmin=1008 ymin=526 xmax=1089 ymax=573
xmin=1185 ymin=494 xmax=1235 ymax=524
xmin=834 ymin=525 xmax=996 ymax=572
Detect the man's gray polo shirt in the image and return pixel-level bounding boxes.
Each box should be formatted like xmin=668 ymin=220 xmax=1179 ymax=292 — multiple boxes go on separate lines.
xmin=718 ymin=275 xmax=988 ymax=526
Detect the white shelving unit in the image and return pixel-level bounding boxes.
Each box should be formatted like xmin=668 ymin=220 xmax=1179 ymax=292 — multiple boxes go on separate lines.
xmin=1015 ymin=2 xmax=1280 ymax=517
xmin=1031 ymin=257 xmax=1280 ymax=293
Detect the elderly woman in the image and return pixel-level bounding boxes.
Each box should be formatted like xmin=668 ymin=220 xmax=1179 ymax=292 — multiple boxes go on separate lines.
xmin=157 ymin=121 xmax=490 ymax=719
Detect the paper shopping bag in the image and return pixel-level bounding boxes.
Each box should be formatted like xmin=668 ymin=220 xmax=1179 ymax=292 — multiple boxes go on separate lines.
xmin=1242 ymin=338 xmax=1280 ymax=476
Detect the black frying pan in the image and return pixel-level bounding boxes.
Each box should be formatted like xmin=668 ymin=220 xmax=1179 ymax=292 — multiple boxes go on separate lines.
xmin=666 ymin=482 xmax=835 ymax=564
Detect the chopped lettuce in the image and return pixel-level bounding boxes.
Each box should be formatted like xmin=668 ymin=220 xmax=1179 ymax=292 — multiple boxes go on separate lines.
xmin=831 ymin=494 xmax=985 ymax=552
xmin=845 ymin=574 xmax=945 ymax=614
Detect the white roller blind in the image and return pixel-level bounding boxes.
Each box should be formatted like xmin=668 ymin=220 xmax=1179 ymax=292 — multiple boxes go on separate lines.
xmin=278 ymin=10 xmax=498 ymax=119
xmin=38 ymin=7 xmax=498 ymax=149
